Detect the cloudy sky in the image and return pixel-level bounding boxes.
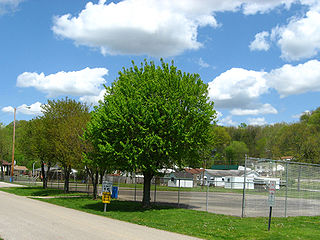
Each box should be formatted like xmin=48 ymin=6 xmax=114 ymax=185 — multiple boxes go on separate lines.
xmin=1 ymin=0 xmax=320 ymax=126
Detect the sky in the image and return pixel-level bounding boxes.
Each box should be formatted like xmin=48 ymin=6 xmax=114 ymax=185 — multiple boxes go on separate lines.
xmin=1 ymin=0 xmax=320 ymax=126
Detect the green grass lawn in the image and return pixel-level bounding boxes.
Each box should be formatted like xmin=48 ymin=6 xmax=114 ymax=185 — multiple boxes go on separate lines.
xmin=2 ymin=187 xmax=320 ymax=240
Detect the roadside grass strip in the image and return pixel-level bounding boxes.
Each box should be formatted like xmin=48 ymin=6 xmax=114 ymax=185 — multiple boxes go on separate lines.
xmin=0 ymin=186 xmax=87 ymax=197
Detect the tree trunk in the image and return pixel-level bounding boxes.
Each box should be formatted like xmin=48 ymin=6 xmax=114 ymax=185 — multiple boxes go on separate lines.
xmin=99 ymin=169 xmax=105 ymax=184
xmin=46 ymin=163 xmax=51 ymax=188
xmin=142 ymin=172 xmax=153 ymax=207
xmin=91 ymin=169 xmax=99 ymax=200
xmin=0 ymin=161 xmax=4 ymax=181
xmin=41 ymin=162 xmax=47 ymax=189
xmin=64 ymin=165 xmax=71 ymax=193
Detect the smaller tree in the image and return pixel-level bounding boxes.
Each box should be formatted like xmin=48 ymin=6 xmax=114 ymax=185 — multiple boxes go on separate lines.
xmin=225 ymin=141 xmax=248 ymax=165
xmin=210 ymin=126 xmax=231 ymax=166
xmin=42 ymin=98 xmax=90 ymax=193
xmin=82 ymin=116 xmax=112 ymax=200
xmin=19 ymin=118 xmax=55 ymax=188
xmin=0 ymin=123 xmax=8 ymax=180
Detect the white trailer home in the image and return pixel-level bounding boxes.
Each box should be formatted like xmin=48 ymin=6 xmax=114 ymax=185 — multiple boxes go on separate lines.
xmin=224 ymin=176 xmax=255 ymax=190
xmin=168 ymin=171 xmax=194 ymax=188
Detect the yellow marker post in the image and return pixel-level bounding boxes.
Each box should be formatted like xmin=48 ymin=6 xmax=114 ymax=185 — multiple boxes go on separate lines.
xmin=102 ymin=192 xmax=111 ymax=212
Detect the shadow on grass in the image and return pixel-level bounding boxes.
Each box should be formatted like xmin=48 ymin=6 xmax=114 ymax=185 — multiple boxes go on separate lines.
xmin=3 ymin=186 xmax=83 ymax=197
xmin=29 ymin=188 xmax=65 ymax=196
xmin=82 ymin=199 xmax=199 ymax=213
xmin=83 ymin=200 xmax=180 ymax=213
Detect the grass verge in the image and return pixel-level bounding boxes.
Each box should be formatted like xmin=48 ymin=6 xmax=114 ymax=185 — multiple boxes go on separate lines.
xmin=0 ymin=186 xmax=86 ymax=197
xmin=2 ymin=187 xmax=320 ymax=240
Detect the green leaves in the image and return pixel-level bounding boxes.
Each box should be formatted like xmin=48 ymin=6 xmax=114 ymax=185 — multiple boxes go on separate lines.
xmin=86 ymin=59 xmax=216 ymax=173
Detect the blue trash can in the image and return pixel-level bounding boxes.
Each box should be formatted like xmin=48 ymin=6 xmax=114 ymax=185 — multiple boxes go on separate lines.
xmin=111 ymin=186 xmax=118 ymax=199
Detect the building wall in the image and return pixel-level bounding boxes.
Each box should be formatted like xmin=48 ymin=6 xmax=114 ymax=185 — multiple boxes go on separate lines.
xmin=224 ymin=176 xmax=254 ymax=189
xmin=168 ymin=179 xmax=193 ymax=188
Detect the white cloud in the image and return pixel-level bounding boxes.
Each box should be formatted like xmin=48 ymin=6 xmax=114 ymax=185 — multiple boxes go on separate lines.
xmin=52 ymin=0 xmax=212 ymax=57
xmin=271 ymin=10 xmax=320 ymax=61
xmin=247 ymin=117 xmax=267 ymax=126
xmin=1 ymin=102 xmax=43 ymax=116
xmin=17 ymin=67 xmax=108 ymax=97
xmin=1 ymin=106 xmax=14 ymax=113
xmin=0 ymin=0 xmax=23 ymax=15
xmin=208 ymin=68 xmax=268 ymax=109
xmin=52 ymin=0 xmax=297 ymax=57
xmin=267 ymin=59 xmax=320 ymax=97
xmin=198 ymin=58 xmax=210 ymax=68
xmin=249 ymin=31 xmax=270 ymax=51
xmin=218 ymin=116 xmax=238 ymax=126
xmin=79 ymin=89 xmax=106 ymax=106
xmin=216 ymin=111 xmax=223 ymax=119
xmin=241 ymin=0 xmax=296 ymax=15
xmin=209 ymin=59 xmax=320 ymax=117
xmin=230 ymin=104 xmax=277 ymax=116
xmin=292 ymin=110 xmax=311 ymax=119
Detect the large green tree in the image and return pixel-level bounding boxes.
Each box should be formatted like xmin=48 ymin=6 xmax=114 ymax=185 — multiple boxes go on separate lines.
xmin=86 ymin=60 xmax=216 ymax=207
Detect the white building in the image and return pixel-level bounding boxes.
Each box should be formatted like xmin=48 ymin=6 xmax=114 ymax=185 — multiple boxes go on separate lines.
xmin=224 ymin=176 xmax=255 ymax=189
xmin=168 ymin=171 xmax=194 ymax=188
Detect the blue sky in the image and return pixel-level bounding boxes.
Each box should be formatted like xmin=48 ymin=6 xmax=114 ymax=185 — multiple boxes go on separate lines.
xmin=1 ymin=0 xmax=320 ymax=126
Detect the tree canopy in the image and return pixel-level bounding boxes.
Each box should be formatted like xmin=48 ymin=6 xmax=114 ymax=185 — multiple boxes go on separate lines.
xmin=85 ymin=59 xmax=216 ymax=206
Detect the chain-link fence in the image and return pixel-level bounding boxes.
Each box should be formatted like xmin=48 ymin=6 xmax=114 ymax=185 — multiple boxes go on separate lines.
xmin=2 ymin=158 xmax=320 ymax=217
xmin=244 ymin=157 xmax=320 ymax=217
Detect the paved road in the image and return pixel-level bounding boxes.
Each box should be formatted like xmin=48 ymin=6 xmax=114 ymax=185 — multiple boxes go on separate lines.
xmin=0 ymin=183 xmax=199 ymax=240
xmin=118 ymin=188 xmax=320 ymax=217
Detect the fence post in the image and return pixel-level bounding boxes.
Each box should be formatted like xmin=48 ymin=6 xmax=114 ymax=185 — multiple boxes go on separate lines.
xmin=241 ymin=155 xmax=247 ymax=218
xmin=178 ymin=179 xmax=180 ymax=207
xmin=285 ymin=161 xmax=288 ymax=217
xmin=297 ymin=165 xmax=301 ymax=192
xmin=86 ymin=173 xmax=89 ymax=196
xmin=206 ymin=180 xmax=209 ymax=212
xmin=154 ymin=177 xmax=157 ymax=203
xmin=134 ymin=174 xmax=137 ymax=201
xmin=117 ymin=175 xmax=120 ymax=197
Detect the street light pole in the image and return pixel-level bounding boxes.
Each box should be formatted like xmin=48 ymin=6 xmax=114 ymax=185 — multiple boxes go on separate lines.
xmin=10 ymin=107 xmax=17 ymax=182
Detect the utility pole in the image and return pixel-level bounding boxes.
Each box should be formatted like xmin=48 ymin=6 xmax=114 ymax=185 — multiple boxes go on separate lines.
xmin=10 ymin=107 xmax=16 ymax=182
